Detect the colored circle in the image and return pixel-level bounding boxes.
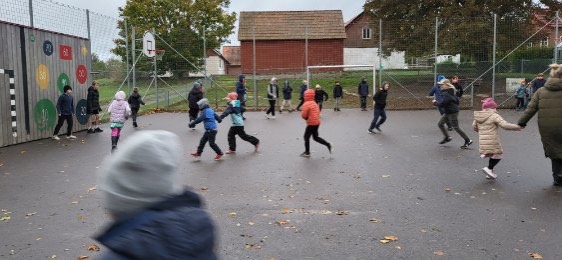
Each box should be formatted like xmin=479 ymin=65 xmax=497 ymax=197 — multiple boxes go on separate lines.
xmin=33 ymin=99 xmax=56 ymax=131
xmin=36 ymin=64 xmax=49 ymax=89
xmin=81 ymin=46 xmax=88 ymax=57
xmin=57 ymin=73 xmax=70 ymax=93
xmin=43 ymin=40 xmax=53 ymax=56
xmin=75 ymin=99 xmax=88 ymax=125
xmin=76 ymin=64 xmax=87 ymax=84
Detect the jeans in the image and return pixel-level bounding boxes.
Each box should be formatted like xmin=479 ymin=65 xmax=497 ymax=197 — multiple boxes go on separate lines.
xmin=197 ymin=130 xmax=222 ymax=155
xmin=334 ymin=97 xmax=341 ymax=110
xmin=516 ymin=98 xmax=524 ymax=109
xmin=437 ymin=106 xmax=452 ymax=128
xmin=131 ymin=107 xmax=140 ymax=122
xmin=438 ymin=112 xmax=470 ymax=142
xmin=228 ymin=126 xmax=259 ymax=151
xmin=53 ymin=115 xmax=73 ymax=136
xmin=304 ymin=125 xmax=330 ymax=153
xmin=369 ymin=107 xmax=387 ymax=130
xmin=296 ymin=98 xmax=304 ymax=110
xmin=266 ymin=100 xmax=276 ymax=116
xmin=360 ymin=96 xmax=367 ymax=109
xmin=552 ymin=159 xmax=562 ymax=184
xmin=188 ymin=107 xmax=199 ymax=122
xmin=280 ymin=99 xmax=292 ymax=111
xmin=316 ymin=101 xmax=324 ymax=111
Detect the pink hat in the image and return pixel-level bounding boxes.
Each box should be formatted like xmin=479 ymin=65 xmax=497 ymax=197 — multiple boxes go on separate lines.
xmin=227 ymin=92 xmax=238 ymax=100
xmin=481 ymin=98 xmax=497 ymax=110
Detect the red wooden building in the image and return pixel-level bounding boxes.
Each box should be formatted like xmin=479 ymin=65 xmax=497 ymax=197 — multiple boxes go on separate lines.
xmin=238 ymin=10 xmax=346 ymax=74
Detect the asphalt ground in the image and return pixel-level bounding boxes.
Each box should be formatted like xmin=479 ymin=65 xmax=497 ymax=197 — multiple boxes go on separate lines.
xmin=0 ymin=108 xmax=560 ymax=259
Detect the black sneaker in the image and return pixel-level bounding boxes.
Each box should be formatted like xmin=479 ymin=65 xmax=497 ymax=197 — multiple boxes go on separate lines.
xmin=461 ymin=140 xmax=473 ymax=149
xmin=94 ymin=128 xmax=104 ymax=133
xmin=327 ymin=143 xmax=333 ymax=154
xmin=368 ymin=129 xmax=376 ymax=134
xmin=133 ymin=122 xmax=138 ymax=128
xmin=439 ymin=137 xmax=452 ymax=144
xmin=300 ymin=152 xmax=311 ymax=157
xmin=447 ymin=127 xmax=453 ymax=131
xmin=375 ymin=126 xmax=382 ymax=132
xmin=87 ymin=129 xmax=94 ymax=134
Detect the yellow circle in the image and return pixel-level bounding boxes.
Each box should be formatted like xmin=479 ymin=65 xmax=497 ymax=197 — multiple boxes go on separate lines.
xmin=36 ymin=64 xmax=49 ymax=89
xmin=81 ymin=46 xmax=88 ymax=57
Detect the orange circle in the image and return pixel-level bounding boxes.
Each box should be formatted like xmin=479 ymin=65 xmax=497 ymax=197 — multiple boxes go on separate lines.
xmin=36 ymin=64 xmax=49 ymax=89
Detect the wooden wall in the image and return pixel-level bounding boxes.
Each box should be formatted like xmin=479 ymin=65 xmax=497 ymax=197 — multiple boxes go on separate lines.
xmin=0 ymin=22 xmax=91 ymax=147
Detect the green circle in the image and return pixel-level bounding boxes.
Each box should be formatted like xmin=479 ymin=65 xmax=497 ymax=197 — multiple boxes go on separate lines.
xmin=57 ymin=73 xmax=70 ymax=93
xmin=34 ymin=99 xmax=57 ymax=131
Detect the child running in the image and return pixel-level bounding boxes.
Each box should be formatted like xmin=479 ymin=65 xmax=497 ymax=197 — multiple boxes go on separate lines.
xmin=473 ymin=98 xmax=522 ymax=179
xmin=219 ymin=92 xmax=260 ymax=154
xmin=107 ymin=91 xmax=131 ymax=152
xmin=127 ymin=87 xmax=145 ymax=127
xmin=300 ymin=89 xmax=332 ymax=157
xmin=188 ymin=98 xmax=224 ymax=160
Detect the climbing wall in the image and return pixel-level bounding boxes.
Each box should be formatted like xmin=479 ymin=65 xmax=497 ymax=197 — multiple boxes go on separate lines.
xmin=0 ymin=21 xmax=91 ymax=147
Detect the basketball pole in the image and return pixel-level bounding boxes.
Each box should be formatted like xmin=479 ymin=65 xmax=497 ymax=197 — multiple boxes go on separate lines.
xmin=153 ymin=28 xmax=158 ymax=109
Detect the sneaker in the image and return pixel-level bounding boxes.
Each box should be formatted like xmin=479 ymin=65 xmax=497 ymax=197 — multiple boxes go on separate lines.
xmin=554 ymin=181 xmax=561 ymax=186
xmin=133 ymin=122 xmax=138 ymax=128
xmin=447 ymin=127 xmax=453 ymax=131
xmin=214 ymin=154 xmax=223 ymax=161
xmin=279 ymin=110 xmax=283 ymax=114
xmin=52 ymin=135 xmax=60 ymax=141
xmin=94 ymin=128 xmax=103 ymax=133
xmin=225 ymin=150 xmax=236 ymax=154
xmin=461 ymin=140 xmax=473 ymax=149
xmin=190 ymin=152 xmax=201 ymax=158
xmin=66 ymin=135 xmax=77 ymax=139
xmin=271 ymin=116 xmax=276 ymax=119
xmin=327 ymin=143 xmax=333 ymax=154
xmin=254 ymin=143 xmax=260 ymax=152
xmin=368 ymin=129 xmax=376 ymax=134
xmin=87 ymin=129 xmax=94 ymax=134
xmin=439 ymin=137 xmax=452 ymax=144
xmin=375 ymin=126 xmax=382 ymax=132
xmin=481 ymin=167 xmax=497 ymax=179
xmin=300 ymin=152 xmax=311 ymax=157
xmin=264 ymin=114 xmax=269 ymax=119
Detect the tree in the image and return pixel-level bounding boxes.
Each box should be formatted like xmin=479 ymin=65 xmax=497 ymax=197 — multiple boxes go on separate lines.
xmin=364 ymin=0 xmax=562 ymax=62
xmin=112 ymin=0 xmax=236 ymax=75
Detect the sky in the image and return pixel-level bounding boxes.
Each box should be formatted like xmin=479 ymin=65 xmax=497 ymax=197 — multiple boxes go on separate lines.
xmin=52 ymin=0 xmax=365 ymax=45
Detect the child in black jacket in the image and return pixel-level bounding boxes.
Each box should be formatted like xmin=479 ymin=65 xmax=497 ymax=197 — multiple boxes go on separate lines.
xmin=333 ymin=81 xmax=343 ymax=111
xmin=127 ymin=87 xmax=145 ymax=128
xmin=314 ymin=84 xmax=329 ymax=111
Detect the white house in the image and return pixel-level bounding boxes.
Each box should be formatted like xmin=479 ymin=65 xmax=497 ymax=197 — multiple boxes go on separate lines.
xmin=189 ymin=49 xmax=229 ymax=77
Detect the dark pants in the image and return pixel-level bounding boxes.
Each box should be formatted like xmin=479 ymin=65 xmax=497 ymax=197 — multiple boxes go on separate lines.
xmin=296 ymin=98 xmax=305 ymax=110
xmin=197 ymin=130 xmax=222 ymax=155
xmin=360 ymin=96 xmax=367 ymax=109
xmin=552 ymin=159 xmax=562 ymax=184
xmin=438 ymin=112 xmax=470 ymax=142
xmin=438 ymin=106 xmax=452 ymax=128
xmin=266 ymin=100 xmax=276 ymax=116
xmin=228 ymin=126 xmax=259 ymax=151
xmin=316 ymin=101 xmax=324 ymax=111
xmin=238 ymin=97 xmax=246 ymax=118
xmin=188 ymin=107 xmax=199 ymax=122
xmin=516 ymin=98 xmax=524 ymax=109
xmin=304 ymin=125 xmax=330 ymax=153
xmin=131 ymin=107 xmax=140 ymax=122
xmin=53 ymin=115 xmax=73 ymax=136
xmin=369 ymin=107 xmax=387 ymax=130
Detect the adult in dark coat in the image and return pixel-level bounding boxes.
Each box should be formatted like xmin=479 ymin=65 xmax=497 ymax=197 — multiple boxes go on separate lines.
xmin=96 ymin=131 xmax=218 ymax=259
xmin=188 ymin=82 xmax=204 ymax=127
xmin=518 ymin=64 xmax=562 ymax=186
xmin=358 ymin=78 xmax=369 ymax=111
xmin=86 ymin=81 xmax=103 ymax=133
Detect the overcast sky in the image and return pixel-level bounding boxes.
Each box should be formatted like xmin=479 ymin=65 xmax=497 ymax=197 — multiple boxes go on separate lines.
xmin=53 ymin=0 xmax=365 ymax=45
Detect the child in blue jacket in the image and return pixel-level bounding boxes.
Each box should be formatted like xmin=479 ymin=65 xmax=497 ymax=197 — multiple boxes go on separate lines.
xmin=514 ymin=80 xmax=528 ymax=111
xmin=188 ymin=99 xmax=223 ymax=160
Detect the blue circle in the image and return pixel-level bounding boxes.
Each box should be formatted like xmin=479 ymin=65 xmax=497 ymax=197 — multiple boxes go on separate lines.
xmin=43 ymin=40 xmax=53 ymax=56
xmin=75 ymin=99 xmax=88 ymax=125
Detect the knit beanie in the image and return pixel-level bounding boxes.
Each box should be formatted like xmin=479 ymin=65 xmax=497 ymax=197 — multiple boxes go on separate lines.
xmin=227 ymin=92 xmax=238 ymax=100
xmin=481 ymin=98 xmax=497 ymax=110
xmin=114 ymin=91 xmax=126 ymax=101
xmin=99 ymin=130 xmax=183 ymax=219
xmin=197 ymin=98 xmax=209 ymax=109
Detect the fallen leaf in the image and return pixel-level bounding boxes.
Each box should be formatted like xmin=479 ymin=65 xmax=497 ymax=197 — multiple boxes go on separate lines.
xmin=25 ymin=212 xmax=37 ymax=217
xmin=86 ymin=244 xmax=100 ymax=251
xmin=369 ymin=218 xmax=381 ymax=223
xmin=445 ymin=188 xmax=451 ymax=192
xmin=395 ymin=246 xmax=402 ymax=250
xmin=20 ymin=151 xmax=26 ymax=154
xmin=87 ymin=186 xmax=97 ymax=192
xmin=335 ymin=211 xmax=349 ymax=216
xmin=529 ymin=252 xmax=543 ymax=259
xmin=248 ymin=222 xmax=255 ymax=226
xmin=77 ymin=256 xmax=89 ymax=260
xmin=434 ymin=250 xmax=446 ymax=256
xmin=0 ymin=216 xmax=11 ymax=221
xmin=51 ymin=255 xmax=57 ymax=259
xmin=200 ymin=187 xmax=208 ymax=191
xmin=384 ymin=235 xmax=398 ymax=241
xmin=229 ymin=212 xmax=237 ymax=217
xmin=379 ymin=239 xmax=390 ymax=244
xmin=382 ymin=175 xmax=390 ymax=178
xmin=275 ymin=220 xmax=289 ymax=225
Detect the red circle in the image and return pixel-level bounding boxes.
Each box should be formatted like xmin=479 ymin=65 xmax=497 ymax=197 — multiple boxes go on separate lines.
xmin=76 ymin=64 xmax=87 ymax=84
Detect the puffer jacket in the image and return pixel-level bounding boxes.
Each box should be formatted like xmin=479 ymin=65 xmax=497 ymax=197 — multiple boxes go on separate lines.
xmin=436 ymin=88 xmax=459 ymax=114
xmin=358 ymin=81 xmax=369 ymax=96
xmin=108 ymin=92 xmax=131 ymax=123
xmin=301 ymin=89 xmax=320 ymax=126
xmin=220 ymin=99 xmax=244 ymax=126
xmin=86 ymin=86 xmax=100 ymax=113
xmin=473 ymin=110 xmax=520 ymax=155
xmin=191 ymin=105 xmax=221 ymax=130
xmin=518 ymin=78 xmax=562 ymax=159
xmin=95 ymin=190 xmax=218 ymax=260
xmin=188 ymin=86 xmax=203 ymax=109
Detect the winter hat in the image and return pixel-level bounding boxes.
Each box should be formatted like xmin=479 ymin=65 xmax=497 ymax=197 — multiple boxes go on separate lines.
xmin=227 ymin=92 xmax=238 ymax=101
xmin=114 ymin=91 xmax=126 ymax=101
xmin=99 ymin=130 xmax=183 ymax=219
xmin=238 ymin=74 xmax=246 ymax=82
xmin=197 ymin=98 xmax=209 ymax=109
xmin=437 ymin=75 xmax=446 ymax=82
xmin=481 ymin=98 xmax=497 ymax=110
xmin=193 ymin=82 xmax=201 ymax=89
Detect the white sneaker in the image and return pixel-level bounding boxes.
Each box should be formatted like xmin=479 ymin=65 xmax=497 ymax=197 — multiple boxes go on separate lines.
xmin=271 ymin=116 xmax=276 ymax=119
xmin=52 ymin=135 xmax=60 ymax=141
xmin=264 ymin=114 xmax=269 ymax=119
xmin=482 ymin=167 xmax=497 ymax=179
xmin=66 ymin=135 xmax=77 ymax=139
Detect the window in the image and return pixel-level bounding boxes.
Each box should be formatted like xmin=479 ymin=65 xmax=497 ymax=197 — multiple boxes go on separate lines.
xmin=362 ymin=27 xmax=371 ymax=39
xmin=219 ymin=59 xmax=223 ymax=68
xmin=540 ymin=37 xmax=549 ymax=47
xmin=527 ymin=42 xmax=533 ymax=48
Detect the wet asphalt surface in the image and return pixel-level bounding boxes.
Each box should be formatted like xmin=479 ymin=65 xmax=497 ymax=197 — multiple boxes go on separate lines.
xmin=0 ymin=108 xmax=561 ymax=259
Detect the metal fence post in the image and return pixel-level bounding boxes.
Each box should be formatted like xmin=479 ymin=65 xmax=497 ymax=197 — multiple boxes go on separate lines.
xmin=379 ymin=19 xmax=383 ymax=90
xmin=131 ymin=26 xmax=136 ymax=90
xmin=492 ymin=13 xmax=497 ymax=99
xmin=153 ymin=28 xmax=158 ymax=109
xmin=203 ymin=25 xmax=207 ymax=87
xmin=29 ymin=0 xmax=34 ymax=27
xmin=124 ymin=19 xmax=131 ymax=94
xmin=434 ymin=17 xmax=438 ymax=86
xmin=305 ymin=26 xmax=309 ymax=73
xmin=86 ymin=9 xmax=91 ymax=39
xmin=253 ymin=26 xmax=257 ymax=110
xmin=554 ymin=11 xmax=560 ymax=63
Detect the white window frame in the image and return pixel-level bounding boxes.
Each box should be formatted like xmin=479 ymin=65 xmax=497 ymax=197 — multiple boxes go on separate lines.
xmin=540 ymin=37 xmax=549 ymax=47
xmin=362 ymin=27 xmax=372 ymax=40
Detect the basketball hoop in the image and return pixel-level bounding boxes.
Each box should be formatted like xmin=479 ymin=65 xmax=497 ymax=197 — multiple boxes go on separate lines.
xmin=155 ymin=49 xmax=165 ymax=61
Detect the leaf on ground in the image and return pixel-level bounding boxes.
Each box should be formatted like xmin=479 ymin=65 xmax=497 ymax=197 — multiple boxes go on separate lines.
xmin=20 ymin=151 xmax=26 ymax=154
xmin=369 ymin=218 xmax=381 ymax=223
xmin=445 ymin=188 xmax=451 ymax=192
xmin=335 ymin=211 xmax=350 ymax=216
xmin=529 ymin=252 xmax=543 ymax=259
xmin=434 ymin=250 xmax=445 ymax=256
xmin=248 ymin=222 xmax=255 ymax=226
xmin=87 ymin=186 xmax=97 ymax=193
xmin=51 ymin=255 xmax=57 ymax=259
xmin=379 ymin=239 xmax=390 ymax=244
xmin=275 ymin=220 xmax=289 ymax=225
xmin=77 ymin=256 xmax=89 ymax=260
xmin=86 ymin=244 xmax=100 ymax=251
xmin=395 ymin=246 xmax=402 ymax=250
xmin=25 ymin=212 xmax=37 ymax=217
xmin=200 ymin=187 xmax=208 ymax=192
xmin=0 ymin=162 xmax=4 ymax=167
xmin=384 ymin=235 xmax=398 ymax=241
xmin=229 ymin=212 xmax=237 ymax=217
xmin=0 ymin=216 xmax=11 ymax=221
xmin=382 ymin=175 xmax=391 ymax=178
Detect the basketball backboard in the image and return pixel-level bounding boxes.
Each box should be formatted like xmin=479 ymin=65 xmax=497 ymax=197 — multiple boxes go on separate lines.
xmin=142 ymin=32 xmax=156 ymax=58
